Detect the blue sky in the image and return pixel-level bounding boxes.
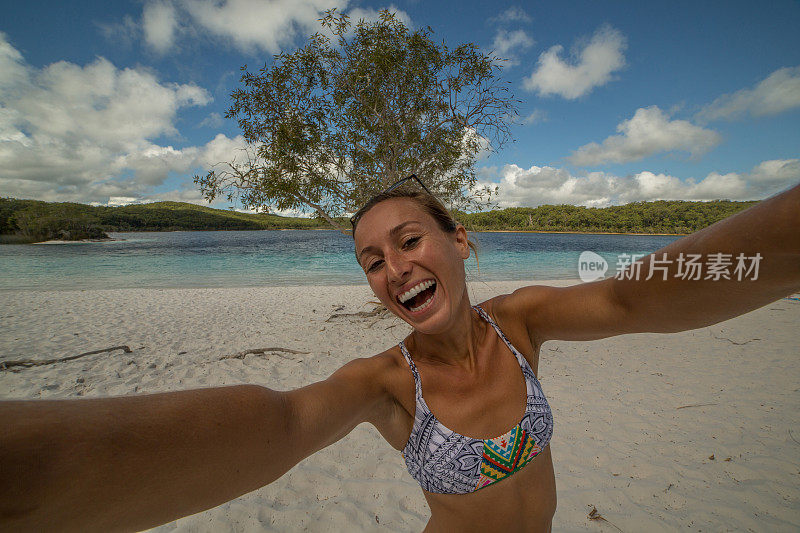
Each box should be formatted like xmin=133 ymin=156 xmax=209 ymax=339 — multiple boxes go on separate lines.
xmin=1 ymin=0 xmax=798 ymax=212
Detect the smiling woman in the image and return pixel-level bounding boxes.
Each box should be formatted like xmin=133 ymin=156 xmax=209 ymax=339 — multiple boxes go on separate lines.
xmin=352 ymin=189 xmax=473 ymax=333
xmin=349 ymin=185 xmax=558 ymax=527
xmin=1 ymin=182 xmax=799 ymax=532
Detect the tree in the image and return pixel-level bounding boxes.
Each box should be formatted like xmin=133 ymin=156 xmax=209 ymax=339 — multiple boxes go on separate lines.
xmin=10 ymin=203 xmax=108 ymax=242
xmin=194 ymin=9 xmax=517 ymax=233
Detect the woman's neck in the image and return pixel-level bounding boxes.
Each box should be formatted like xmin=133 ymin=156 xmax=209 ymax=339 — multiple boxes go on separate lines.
xmin=407 ymin=288 xmax=486 ymax=372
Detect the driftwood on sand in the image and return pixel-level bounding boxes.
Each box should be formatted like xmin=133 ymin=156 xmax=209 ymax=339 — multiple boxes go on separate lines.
xmin=326 ymin=304 xmax=397 ymax=329
xmin=0 ymin=345 xmax=314 ymax=371
xmin=587 ymin=505 xmax=624 ymax=532
xmin=326 ymin=304 xmax=392 ymax=322
xmin=218 ymin=347 xmax=310 ymax=362
xmin=0 ymin=345 xmax=132 ymax=371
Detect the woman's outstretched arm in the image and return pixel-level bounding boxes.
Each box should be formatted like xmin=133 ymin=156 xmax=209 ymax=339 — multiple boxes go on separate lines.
xmin=502 ymin=181 xmax=800 ymax=342
xmin=0 ymin=357 xmax=390 ymax=532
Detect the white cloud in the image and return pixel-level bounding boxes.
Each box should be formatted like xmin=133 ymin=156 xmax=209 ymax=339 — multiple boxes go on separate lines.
xmin=143 ymin=1 xmax=178 ymax=53
xmin=461 ymin=127 xmax=492 ymax=161
xmin=485 ymin=164 xmax=625 ymax=207
xmin=108 ymin=196 xmax=141 ymax=206
xmin=196 ymin=133 xmax=250 ymax=168
xmin=143 ymin=185 xmax=212 ymax=205
xmin=112 ymin=144 xmax=197 ymax=186
xmin=523 ymin=25 xmax=626 ymax=99
xmin=481 ymin=159 xmax=799 ymax=208
xmin=199 ymin=112 xmax=225 ymax=128
xmin=134 ymin=1 xmax=414 ymax=54
xmin=0 ymin=34 xmax=245 ymax=205
xmin=347 ymin=5 xmax=412 ymax=28
xmin=746 ymin=158 xmax=800 ymax=189
xmin=568 ymin=106 xmax=722 ymax=166
xmin=183 ymin=0 xmax=342 ymax=53
xmin=137 ymin=0 xmax=357 ymax=54
xmin=265 ymin=207 xmax=311 ymax=217
xmin=10 ymin=58 xmax=210 ymax=149
xmin=697 ymin=66 xmax=800 ymax=122
xmin=98 ymin=15 xmax=140 ymax=49
xmin=0 ymin=32 xmax=29 ymax=91
xmin=489 ymin=7 xmax=532 ymax=25
xmin=521 ymin=109 xmax=546 ymax=125
xmin=491 ymin=29 xmax=534 ymax=66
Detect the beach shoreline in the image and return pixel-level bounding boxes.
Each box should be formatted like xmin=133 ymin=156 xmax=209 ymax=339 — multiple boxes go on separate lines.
xmin=1 ymin=281 xmax=798 ymax=531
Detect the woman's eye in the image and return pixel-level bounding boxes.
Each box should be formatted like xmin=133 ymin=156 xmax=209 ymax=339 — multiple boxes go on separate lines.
xmin=403 ymin=237 xmax=420 ymax=248
xmin=367 ymin=260 xmax=383 ymax=273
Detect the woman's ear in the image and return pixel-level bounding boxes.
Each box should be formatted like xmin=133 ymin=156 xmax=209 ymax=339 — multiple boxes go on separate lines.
xmin=454 ymin=224 xmax=470 ymax=260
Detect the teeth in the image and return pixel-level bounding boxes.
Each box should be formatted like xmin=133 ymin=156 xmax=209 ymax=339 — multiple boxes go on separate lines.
xmin=398 ymin=280 xmax=435 ymax=304
xmin=409 ymin=289 xmax=435 ymax=312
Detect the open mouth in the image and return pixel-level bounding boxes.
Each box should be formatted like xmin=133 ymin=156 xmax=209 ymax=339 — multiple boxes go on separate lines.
xmin=397 ymin=279 xmax=437 ymax=313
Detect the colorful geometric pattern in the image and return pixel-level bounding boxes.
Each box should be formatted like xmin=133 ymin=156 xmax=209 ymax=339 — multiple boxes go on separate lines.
xmin=475 ymin=425 xmax=543 ymax=489
xmin=399 ymin=305 xmax=554 ymax=494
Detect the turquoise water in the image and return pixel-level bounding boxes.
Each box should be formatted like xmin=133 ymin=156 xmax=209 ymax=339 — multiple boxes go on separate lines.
xmin=0 ymin=230 xmax=680 ymax=291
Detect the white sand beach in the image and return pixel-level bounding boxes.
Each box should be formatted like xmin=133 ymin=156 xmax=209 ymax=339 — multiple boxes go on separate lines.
xmin=1 ymin=281 xmax=798 ymax=532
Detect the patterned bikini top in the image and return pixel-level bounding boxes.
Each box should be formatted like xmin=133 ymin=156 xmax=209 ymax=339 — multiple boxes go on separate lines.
xmin=399 ymin=305 xmax=554 ymax=494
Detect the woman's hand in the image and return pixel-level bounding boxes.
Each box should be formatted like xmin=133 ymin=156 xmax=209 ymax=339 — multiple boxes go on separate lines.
xmin=503 ymin=181 xmax=800 ymax=343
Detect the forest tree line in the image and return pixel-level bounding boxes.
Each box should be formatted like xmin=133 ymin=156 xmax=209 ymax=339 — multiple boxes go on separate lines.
xmin=456 ymin=199 xmax=757 ymax=234
xmin=0 ymin=199 xmax=332 ymax=243
xmin=0 ymin=197 xmax=757 ymax=243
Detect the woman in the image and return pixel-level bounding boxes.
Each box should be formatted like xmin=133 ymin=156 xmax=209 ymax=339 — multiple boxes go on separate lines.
xmin=1 ymin=179 xmax=798 ymax=532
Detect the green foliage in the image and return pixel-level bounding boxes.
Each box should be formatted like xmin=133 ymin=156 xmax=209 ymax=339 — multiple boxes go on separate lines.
xmin=195 ymin=9 xmax=516 ymax=231
xmin=0 ymin=197 xmax=756 ymax=242
xmin=2 ymin=199 xmax=108 ymax=242
xmin=99 ymin=201 xmax=334 ymax=231
xmin=458 ymin=200 xmax=757 ymax=234
xmin=0 ymin=198 xmax=339 ymax=242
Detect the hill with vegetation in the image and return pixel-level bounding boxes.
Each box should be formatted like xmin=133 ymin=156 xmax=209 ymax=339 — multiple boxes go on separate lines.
xmin=0 ymin=197 xmax=757 ymax=243
xmin=457 ymin=199 xmax=757 ymax=235
xmin=0 ymin=198 xmax=336 ymax=243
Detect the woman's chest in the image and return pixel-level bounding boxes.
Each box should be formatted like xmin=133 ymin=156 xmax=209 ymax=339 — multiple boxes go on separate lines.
xmin=378 ymin=302 xmax=539 ymax=450
xmin=382 ymin=331 xmax=541 ymax=451
xmin=418 ymin=341 xmax=530 ymax=438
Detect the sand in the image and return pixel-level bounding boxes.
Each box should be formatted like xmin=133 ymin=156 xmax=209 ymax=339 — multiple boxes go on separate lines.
xmin=1 ymin=281 xmax=798 ymax=532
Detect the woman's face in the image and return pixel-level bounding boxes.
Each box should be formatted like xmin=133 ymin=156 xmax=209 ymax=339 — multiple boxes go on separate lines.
xmin=353 ymin=198 xmax=471 ymax=334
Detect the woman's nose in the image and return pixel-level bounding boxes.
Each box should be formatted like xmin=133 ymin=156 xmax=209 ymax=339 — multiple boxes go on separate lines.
xmin=384 ymin=251 xmax=411 ymax=283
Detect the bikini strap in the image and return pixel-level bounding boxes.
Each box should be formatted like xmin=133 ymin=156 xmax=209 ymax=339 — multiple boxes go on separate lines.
xmin=398 ymin=341 xmax=423 ymax=399
xmin=401 ymin=307 xmax=531 ymax=400
xmin=473 ymin=305 xmax=530 ymax=370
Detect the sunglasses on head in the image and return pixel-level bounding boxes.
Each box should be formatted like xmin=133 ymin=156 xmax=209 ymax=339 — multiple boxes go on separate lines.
xmin=349 ymin=174 xmax=433 ymax=227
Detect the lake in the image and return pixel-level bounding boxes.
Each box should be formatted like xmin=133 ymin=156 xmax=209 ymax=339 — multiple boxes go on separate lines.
xmin=0 ymin=230 xmax=680 ymax=291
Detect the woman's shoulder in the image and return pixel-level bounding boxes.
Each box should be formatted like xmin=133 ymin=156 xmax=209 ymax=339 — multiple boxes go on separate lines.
xmin=477 ymin=292 xmax=542 ymax=356
xmin=348 ymin=345 xmax=417 ymax=449
xmin=477 ymin=284 xmax=556 ymax=314
xmin=478 ymin=285 xmax=564 ymax=333
xmin=342 ymin=345 xmax=404 ymax=381
xmin=341 ymin=344 xmax=413 ymax=402
xmin=476 ymin=292 xmax=525 ymax=327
